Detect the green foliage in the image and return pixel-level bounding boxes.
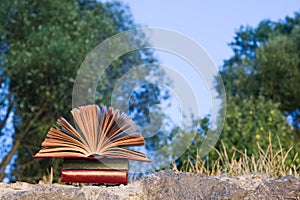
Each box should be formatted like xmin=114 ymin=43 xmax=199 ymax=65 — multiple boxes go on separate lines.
xmin=156 ymin=117 xmax=209 ymax=170
xmin=174 ymin=12 xmax=300 ymax=172
xmin=256 ymin=30 xmax=300 ymax=112
xmin=0 ymin=0 xmax=167 ymax=182
xmin=218 ymin=95 xmax=295 ymax=156
xmin=222 ymin=12 xmax=300 ymax=114
xmin=219 ymin=11 xmax=300 ymax=156
xmin=174 ymin=117 xmax=209 ymax=168
xmin=172 ymin=95 xmax=297 ymax=171
xmin=171 ymin=95 xmax=298 ymax=173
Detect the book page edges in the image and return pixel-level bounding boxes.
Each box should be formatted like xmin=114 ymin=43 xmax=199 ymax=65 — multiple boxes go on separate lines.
xmin=32 ymin=155 xmax=151 ymax=162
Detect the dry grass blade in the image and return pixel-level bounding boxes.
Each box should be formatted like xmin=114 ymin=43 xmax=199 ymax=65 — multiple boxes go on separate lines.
xmin=175 ymin=133 xmax=299 ymax=178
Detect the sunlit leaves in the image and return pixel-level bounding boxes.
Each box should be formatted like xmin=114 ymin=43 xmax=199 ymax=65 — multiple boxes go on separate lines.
xmin=220 ymin=95 xmax=294 ymax=155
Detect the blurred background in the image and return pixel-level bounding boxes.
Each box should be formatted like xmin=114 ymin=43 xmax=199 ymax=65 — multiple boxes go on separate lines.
xmin=0 ymin=0 xmax=299 ymax=183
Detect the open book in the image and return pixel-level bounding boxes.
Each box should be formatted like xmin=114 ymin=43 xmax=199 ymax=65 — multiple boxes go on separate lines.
xmin=34 ymin=104 xmax=150 ymax=162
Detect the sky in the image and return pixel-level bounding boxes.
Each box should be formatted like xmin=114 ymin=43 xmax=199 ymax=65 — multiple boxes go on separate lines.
xmin=118 ymin=1 xmax=300 ymax=122
xmin=123 ymin=1 xmax=300 ymax=67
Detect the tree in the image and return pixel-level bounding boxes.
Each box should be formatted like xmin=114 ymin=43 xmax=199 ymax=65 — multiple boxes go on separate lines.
xmin=0 ymin=0 xmax=167 ymax=182
xmin=220 ymin=11 xmax=300 ymax=146
xmin=256 ymin=28 xmax=300 ymax=117
xmin=174 ymin=12 xmax=300 ymax=171
xmin=173 ymin=117 xmax=210 ymax=169
xmin=217 ymin=95 xmax=295 ymax=156
xmin=222 ymin=13 xmax=300 ymax=100
xmin=173 ymin=96 xmax=296 ymax=171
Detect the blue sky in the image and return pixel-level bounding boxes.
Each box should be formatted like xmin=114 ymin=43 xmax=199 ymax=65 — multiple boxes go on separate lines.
xmin=123 ymin=0 xmax=300 ymax=67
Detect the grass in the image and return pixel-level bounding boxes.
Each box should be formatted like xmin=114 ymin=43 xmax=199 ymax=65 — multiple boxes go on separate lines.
xmin=42 ymin=166 xmax=53 ymax=184
xmin=173 ymin=134 xmax=299 ymax=178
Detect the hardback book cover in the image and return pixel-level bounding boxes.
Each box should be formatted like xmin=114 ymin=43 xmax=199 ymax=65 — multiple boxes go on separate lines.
xmin=61 ymin=169 xmax=128 ymax=184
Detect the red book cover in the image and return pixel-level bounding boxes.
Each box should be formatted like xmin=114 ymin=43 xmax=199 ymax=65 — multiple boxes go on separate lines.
xmin=61 ymin=169 xmax=128 ymax=185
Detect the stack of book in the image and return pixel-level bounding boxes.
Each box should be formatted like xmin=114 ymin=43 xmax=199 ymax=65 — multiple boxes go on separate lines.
xmin=33 ymin=105 xmax=150 ymax=185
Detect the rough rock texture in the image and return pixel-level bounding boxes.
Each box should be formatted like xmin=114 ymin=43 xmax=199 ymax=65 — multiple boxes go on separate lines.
xmin=142 ymin=171 xmax=300 ymax=200
xmin=0 ymin=170 xmax=299 ymax=200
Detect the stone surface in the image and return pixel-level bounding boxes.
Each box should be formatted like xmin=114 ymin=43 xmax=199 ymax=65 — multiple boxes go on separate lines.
xmin=245 ymin=175 xmax=300 ymax=200
xmin=0 ymin=170 xmax=299 ymax=200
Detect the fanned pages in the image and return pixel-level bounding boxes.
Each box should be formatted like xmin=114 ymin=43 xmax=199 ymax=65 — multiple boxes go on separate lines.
xmin=34 ymin=105 xmax=151 ymax=162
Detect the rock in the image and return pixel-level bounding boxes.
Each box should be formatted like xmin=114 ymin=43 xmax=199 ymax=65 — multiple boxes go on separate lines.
xmin=142 ymin=170 xmax=250 ymax=199
xmin=244 ymin=175 xmax=300 ymax=200
xmin=0 ymin=171 xmax=299 ymax=200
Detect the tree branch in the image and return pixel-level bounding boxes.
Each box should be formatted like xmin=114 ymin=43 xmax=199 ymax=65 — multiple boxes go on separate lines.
xmin=0 ymin=94 xmax=13 ymax=131
xmin=0 ymin=124 xmax=30 ymax=181
xmin=0 ymin=105 xmax=45 ymax=181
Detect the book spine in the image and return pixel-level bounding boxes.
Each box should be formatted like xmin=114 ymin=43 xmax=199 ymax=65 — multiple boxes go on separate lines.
xmin=61 ymin=169 xmax=128 ymax=185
